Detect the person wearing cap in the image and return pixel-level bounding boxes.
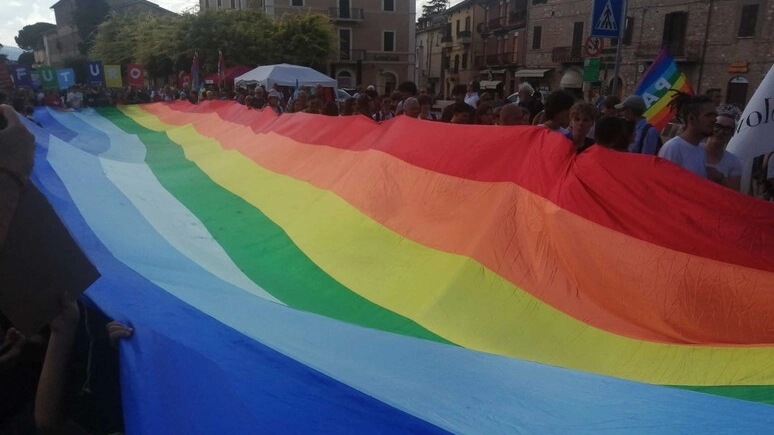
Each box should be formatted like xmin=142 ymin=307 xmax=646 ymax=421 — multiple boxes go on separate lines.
xmin=266 ymin=90 xmax=284 ymax=114
xmin=617 ymin=95 xmax=662 ymax=155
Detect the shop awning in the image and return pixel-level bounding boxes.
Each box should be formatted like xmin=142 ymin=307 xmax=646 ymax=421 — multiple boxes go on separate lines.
xmin=513 ymin=68 xmax=552 ymax=78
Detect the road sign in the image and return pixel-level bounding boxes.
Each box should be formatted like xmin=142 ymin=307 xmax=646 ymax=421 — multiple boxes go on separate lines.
xmin=591 ymin=0 xmax=624 ymax=38
xmin=585 ymin=37 xmax=604 ymax=57
xmin=583 ymin=57 xmax=601 ymax=82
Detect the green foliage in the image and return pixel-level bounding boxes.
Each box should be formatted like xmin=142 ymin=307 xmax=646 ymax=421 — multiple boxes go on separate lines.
xmin=15 ymin=22 xmax=56 ymax=51
xmin=18 ymin=52 xmax=36 ymax=65
xmin=74 ymin=0 xmax=111 ymax=54
xmin=422 ymin=0 xmax=448 ymax=18
xmin=88 ymin=9 xmax=335 ymax=78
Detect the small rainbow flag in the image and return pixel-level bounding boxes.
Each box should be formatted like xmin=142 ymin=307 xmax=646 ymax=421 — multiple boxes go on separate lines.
xmin=635 ymin=48 xmax=694 ymax=130
xmin=24 ymin=102 xmax=774 ymax=432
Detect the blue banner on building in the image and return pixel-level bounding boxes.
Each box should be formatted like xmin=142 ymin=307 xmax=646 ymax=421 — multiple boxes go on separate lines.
xmin=11 ymin=65 xmax=33 ymax=88
xmin=56 ymin=68 xmax=76 ymax=90
xmin=87 ymin=60 xmax=105 ymax=85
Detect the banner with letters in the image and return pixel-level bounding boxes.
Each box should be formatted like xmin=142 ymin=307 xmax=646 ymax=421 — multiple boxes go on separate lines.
xmin=38 ymin=66 xmax=59 ymax=90
xmin=127 ymin=63 xmax=144 ymax=87
xmin=11 ymin=65 xmax=33 ymax=88
xmin=87 ymin=61 xmax=105 ymax=85
xmin=104 ymin=64 xmax=122 ymax=88
xmin=56 ymin=68 xmax=76 ymax=90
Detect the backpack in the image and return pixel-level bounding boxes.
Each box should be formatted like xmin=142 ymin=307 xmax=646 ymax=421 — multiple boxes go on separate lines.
xmin=634 ymin=123 xmax=664 ymax=154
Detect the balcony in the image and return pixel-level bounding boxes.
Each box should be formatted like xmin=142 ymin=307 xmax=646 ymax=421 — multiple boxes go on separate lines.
xmin=633 ymin=41 xmax=703 ymax=62
xmin=481 ymin=11 xmax=527 ymax=34
xmin=328 ymin=7 xmax=364 ymax=22
xmin=475 ymin=52 xmax=520 ymax=67
xmin=440 ymin=34 xmax=453 ymax=48
xmin=551 ymin=46 xmax=583 ymax=63
xmin=457 ymin=30 xmax=472 ymax=45
xmin=338 ymin=49 xmax=366 ymax=62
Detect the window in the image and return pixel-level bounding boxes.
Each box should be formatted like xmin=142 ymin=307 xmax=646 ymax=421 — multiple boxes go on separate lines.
xmin=465 ymin=16 xmax=471 ymax=31
xmin=230 ymin=0 xmax=235 ymax=8
xmin=610 ymin=16 xmax=634 ymax=46
xmin=739 ymin=4 xmax=759 ymax=37
xmin=532 ymin=0 xmax=546 ymax=4
xmin=462 ymin=53 xmax=468 ymax=69
xmin=454 ymin=54 xmax=460 ymax=72
xmin=339 ymin=29 xmax=351 ymax=60
xmin=383 ymin=31 xmax=395 ymax=52
xmin=292 ymin=0 xmax=303 ymax=5
xmin=571 ymin=21 xmax=584 ymax=55
xmin=456 ymin=20 xmax=460 ymax=34
xmin=662 ymin=12 xmax=687 ymax=56
xmin=217 ymin=0 xmax=222 ymax=8
xmin=383 ymin=0 xmax=394 ymax=12
xmin=205 ymin=0 xmax=209 ymax=7
xmin=532 ymin=25 xmax=542 ymax=49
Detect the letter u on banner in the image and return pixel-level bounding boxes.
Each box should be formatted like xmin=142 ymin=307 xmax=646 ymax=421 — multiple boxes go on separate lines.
xmin=87 ymin=61 xmax=105 ymax=85
xmin=127 ymin=64 xmax=145 ymax=87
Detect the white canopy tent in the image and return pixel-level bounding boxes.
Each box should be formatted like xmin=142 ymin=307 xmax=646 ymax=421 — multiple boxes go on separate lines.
xmin=234 ymin=63 xmax=336 ymax=89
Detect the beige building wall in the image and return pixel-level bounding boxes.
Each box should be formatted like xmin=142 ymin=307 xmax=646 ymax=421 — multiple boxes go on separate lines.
xmin=203 ymin=0 xmax=415 ymax=95
xmin=416 ymin=14 xmax=445 ymax=95
xmin=441 ymin=0 xmax=486 ymax=97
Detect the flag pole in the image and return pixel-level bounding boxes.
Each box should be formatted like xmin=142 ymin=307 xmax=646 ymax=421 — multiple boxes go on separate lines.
xmin=610 ymin=0 xmax=627 ymax=97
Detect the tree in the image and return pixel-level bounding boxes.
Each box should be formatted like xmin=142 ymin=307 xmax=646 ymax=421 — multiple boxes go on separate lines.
xmin=271 ymin=13 xmax=336 ymax=73
xmin=18 ymin=52 xmax=36 ymax=65
xmin=422 ymin=0 xmax=448 ymax=18
xmin=15 ymin=22 xmax=57 ymax=51
xmin=73 ymin=0 xmax=111 ymax=54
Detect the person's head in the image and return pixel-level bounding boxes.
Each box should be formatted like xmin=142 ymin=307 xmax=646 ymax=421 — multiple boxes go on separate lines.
xmin=543 ymin=89 xmax=576 ymax=127
xmin=517 ymin=82 xmax=535 ymax=103
xmin=244 ymin=95 xmax=254 ymax=108
xmin=343 ymin=97 xmax=357 ymax=115
xmin=322 ymin=101 xmax=339 ymax=116
xmin=292 ymin=99 xmax=305 ymax=112
xmin=356 ymin=93 xmax=373 ymax=116
xmin=450 ymin=101 xmax=474 ymax=124
xmin=205 ymin=90 xmax=215 ymax=100
xmin=397 ymin=81 xmax=418 ymax=98
xmin=615 ymin=95 xmax=646 ymax=121
xmin=707 ymin=113 xmax=736 ymax=148
xmin=390 ymin=91 xmax=403 ymax=109
xmin=418 ymin=94 xmax=433 ymax=115
xmin=668 ymin=91 xmax=716 ymax=137
xmin=380 ymin=95 xmax=393 ymax=113
xmin=569 ymin=102 xmax=598 ymax=138
xmin=255 ymin=87 xmax=265 ymax=97
xmin=705 ymin=88 xmax=722 ymax=106
xmin=468 ymin=80 xmax=480 ymax=94
xmin=594 ymin=116 xmax=632 ymax=151
xmin=475 ymin=102 xmax=494 ymax=125
xmin=402 ymin=97 xmax=421 ymax=118
xmin=297 ymin=90 xmax=308 ymax=103
xmin=451 ymin=84 xmax=467 ymax=102
xmin=306 ymin=97 xmax=321 ymax=114
xmin=499 ymin=103 xmax=529 ymax=126
xmin=601 ymin=95 xmax=621 ymax=117
xmin=480 ymin=92 xmax=492 ymax=104
xmin=267 ymin=90 xmax=280 ymax=106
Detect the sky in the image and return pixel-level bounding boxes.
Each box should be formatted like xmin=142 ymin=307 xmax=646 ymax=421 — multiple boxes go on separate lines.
xmin=0 ymin=0 xmax=437 ymax=50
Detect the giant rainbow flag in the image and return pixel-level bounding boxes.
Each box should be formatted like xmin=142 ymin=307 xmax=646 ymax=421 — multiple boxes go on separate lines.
xmin=635 ymin=48 xmax=694 ymax=131
xmin=27 ymin=101 xmax=774 ymax=433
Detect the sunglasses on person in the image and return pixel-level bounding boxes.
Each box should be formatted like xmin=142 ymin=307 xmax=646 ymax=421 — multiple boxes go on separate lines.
xmin=713 ymin=122 xmax=734 ymax=133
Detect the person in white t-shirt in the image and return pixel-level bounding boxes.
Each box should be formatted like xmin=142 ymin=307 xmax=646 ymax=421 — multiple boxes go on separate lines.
xmin=704 ymin=113 xmax=742 ymax=190
xmin=658 ymin=92 xmax=717 ymax=178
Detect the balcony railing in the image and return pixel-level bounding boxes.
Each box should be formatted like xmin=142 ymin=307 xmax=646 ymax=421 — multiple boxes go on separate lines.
xmin=551 ymin=46 xmax=583 ymax=63
xmin=339 ymin=49 xmax=366 ymax=61
xmin=482 ymin=11 xmax=527 ymax=33
xmin=475 ymin=52 xmax=521 ymax=67
xmin=328 ymin=7 xmax=364 ymax=21
xmin=440 ymin=34 xmax=453 ymax=48
xmin=633 ymin=41 xmax=703 ymax=61
xmin=457 ymin=30 xmax=472 ymax=44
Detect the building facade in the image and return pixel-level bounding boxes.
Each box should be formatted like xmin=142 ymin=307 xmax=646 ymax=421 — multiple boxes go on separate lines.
xmin=416 ymin=0 xmax=772 ymax=106
xmin=201 ymin=0 xmax=415 ymax=94
xmin=440 ymin=0 xmax=486 ymax=97
xmin=416 ymin=14 xmax=445 ymax=96
xmin=44 ymin=0 xmax=176 ymax=66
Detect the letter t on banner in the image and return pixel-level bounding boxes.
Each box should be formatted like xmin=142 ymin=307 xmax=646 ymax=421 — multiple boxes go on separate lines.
xmin=127 ymin=64 xmax=145 ymax=87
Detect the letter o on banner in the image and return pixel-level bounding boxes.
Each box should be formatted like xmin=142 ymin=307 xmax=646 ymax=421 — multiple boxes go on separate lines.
xmin=127 ymin=64 xmax=145 ymax=87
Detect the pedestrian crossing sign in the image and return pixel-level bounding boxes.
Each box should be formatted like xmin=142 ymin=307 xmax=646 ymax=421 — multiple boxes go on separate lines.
xmin=591 ymin=0 xmax=624 ymax=39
